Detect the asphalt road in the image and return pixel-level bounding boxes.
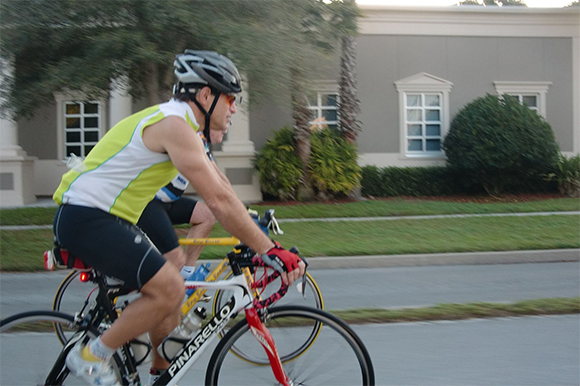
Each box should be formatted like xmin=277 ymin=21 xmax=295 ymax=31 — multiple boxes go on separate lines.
xmin=1 ymin=315 xmax=578 ymax=385
xmin=1 ymin=259 xmax=578 ymax=317
xmin=1 ymin=252 xmax=579 ymax=385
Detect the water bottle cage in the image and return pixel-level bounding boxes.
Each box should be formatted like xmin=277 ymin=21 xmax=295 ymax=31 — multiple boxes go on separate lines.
xmin=159 ymin=336 xmax=190 ymax=362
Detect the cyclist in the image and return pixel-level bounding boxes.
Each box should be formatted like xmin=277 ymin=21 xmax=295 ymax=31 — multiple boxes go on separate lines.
xmin=52 ymin=50 xmax=305 ymax=386
xmin=137 ymin=150 xmax=216 ymax=283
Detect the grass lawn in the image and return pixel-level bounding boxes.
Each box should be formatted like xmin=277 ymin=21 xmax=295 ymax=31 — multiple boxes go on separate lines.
xmin=2 ymin=214 xmax=578 ymax=271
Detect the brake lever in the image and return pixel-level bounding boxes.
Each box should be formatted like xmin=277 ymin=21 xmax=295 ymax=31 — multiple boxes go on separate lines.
xmin=289 ymin=246 xmax=307 ymax=298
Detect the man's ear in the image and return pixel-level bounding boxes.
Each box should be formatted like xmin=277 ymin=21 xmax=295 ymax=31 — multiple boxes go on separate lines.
xmin=197 ymin=86 xmax=213 ymax=103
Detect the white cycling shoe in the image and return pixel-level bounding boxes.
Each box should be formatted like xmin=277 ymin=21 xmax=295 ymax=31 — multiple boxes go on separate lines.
xmin=66 ymin=344 xmax=121 ymax=386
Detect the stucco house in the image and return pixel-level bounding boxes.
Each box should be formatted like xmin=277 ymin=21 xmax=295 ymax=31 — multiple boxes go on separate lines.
xmin=1 ymin=5 xmax=578 ymax=207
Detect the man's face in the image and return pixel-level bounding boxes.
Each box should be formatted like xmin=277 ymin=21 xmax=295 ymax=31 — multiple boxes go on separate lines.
xmin=209 ymin=93 xmax=238 ymax=144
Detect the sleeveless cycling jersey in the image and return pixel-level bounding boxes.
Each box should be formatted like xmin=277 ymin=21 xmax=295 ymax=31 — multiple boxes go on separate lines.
xmin=53 ymin=99 xmax=200 ymax=224
xmin=154 ymin=131 xmax=213 ymax=203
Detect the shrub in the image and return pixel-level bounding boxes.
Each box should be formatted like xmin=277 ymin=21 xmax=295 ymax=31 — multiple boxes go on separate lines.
xmin=309 ymin=130 xmax=361 ymax=198
xmin=254 ymin=127 xmax=303 ymax=200
xmin=545 ymin=153 xmax=580 ymax=197
xmin=443 ymin=94 xmax=559 ymax=195
xmin=360 ymin=166 xmax=383 ymax=197
xmin=361 ymin=166 xmax=457 ymax=197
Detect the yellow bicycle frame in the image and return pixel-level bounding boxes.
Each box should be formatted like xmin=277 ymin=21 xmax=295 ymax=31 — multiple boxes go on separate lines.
xmin=178 ymin=236 xmax=248 ymax=317
xmin=178 ymin=236 xmax=240 ymax=246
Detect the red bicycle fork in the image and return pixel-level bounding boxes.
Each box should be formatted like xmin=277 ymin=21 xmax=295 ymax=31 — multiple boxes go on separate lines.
xmin=245 ymin=308 xmax=291 ymax=386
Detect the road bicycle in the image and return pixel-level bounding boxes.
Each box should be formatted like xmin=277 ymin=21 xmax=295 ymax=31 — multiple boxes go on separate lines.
xmin=51 ymin=210 xmax=324 ymax=365
xmin=1 ymin=248 xmax=375 ymax=385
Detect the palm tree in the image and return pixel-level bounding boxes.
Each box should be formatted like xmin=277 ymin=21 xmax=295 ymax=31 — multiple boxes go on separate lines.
xmin=338 ymin=33 xmax=360 ymax=144
xmin=291 ymin=68 xmax=315 ymax=200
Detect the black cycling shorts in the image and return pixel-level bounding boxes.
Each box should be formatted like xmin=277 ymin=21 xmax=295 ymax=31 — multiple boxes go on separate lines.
xmin=136 ymin=197 xmax=198 ymax=254
xmin=53 ymin=204 xmax=166 ymax=290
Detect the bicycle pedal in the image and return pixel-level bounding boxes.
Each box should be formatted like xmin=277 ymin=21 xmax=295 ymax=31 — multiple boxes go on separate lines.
xmin=199 ymin=294 xmax=212 ymax=303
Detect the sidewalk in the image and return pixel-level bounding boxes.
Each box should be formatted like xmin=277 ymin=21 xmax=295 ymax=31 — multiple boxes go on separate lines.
xmin=2 ymin=211 xmax=579 ymax=230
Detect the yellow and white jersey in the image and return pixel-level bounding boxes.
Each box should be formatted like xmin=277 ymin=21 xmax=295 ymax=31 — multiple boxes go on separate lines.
xmin=53 ymin=99 xmax=199 ymax=224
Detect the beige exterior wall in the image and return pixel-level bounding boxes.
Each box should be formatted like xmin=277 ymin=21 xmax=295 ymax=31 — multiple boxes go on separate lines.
xmin=3 ymin=5 xmax=579 ymax=205
xmin=356 ymin=5 xmax=580 ymax=167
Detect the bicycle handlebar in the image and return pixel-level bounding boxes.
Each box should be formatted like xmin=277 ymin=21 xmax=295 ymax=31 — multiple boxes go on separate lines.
xmin=227 ymin=244 xmax=306 ymax=309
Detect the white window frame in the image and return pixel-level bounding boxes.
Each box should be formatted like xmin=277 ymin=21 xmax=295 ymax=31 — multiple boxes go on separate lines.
xmin=307 ymin=81 xmax=339 ymax=131
xmin=55 ymin=92 xmax=107 ymax=160
xmin=404 ymin=93 xmax=444 ymax=155
xmin=395 ymin=73 xmax=453 ymax=159
xmin=493 ymin=81 xmax=552 ymax=118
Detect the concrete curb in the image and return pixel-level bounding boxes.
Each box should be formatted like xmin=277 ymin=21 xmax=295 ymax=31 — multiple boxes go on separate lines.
xmin=202 ymin=249 xmax=580 ymax=270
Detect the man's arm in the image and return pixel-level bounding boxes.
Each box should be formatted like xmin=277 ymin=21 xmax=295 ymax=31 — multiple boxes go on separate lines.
xmin=143 ymin=117 xmax=270 ymax=251
xmin=143 ymin=116 xmax=304 ymax=284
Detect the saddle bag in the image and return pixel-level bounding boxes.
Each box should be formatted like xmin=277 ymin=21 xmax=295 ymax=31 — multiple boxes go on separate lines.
xmin=44 ymin=247 xmax=91 ymax=271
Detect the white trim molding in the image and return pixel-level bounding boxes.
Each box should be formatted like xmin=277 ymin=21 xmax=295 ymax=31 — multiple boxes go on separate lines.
xmin=395 ymin=72 xmax=453 ymax=160
xmin=574 ymin=36 xmax=580 ymax=154
xmin=359 ymin=6 xmax=580 ymax=38
xmin=493 ymin=81 xmax=552 ymax=118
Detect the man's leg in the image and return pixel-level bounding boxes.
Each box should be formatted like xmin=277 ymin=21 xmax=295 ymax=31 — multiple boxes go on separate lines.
xmin=54 ymin=204 xmax=185 ymax=385
xmin=148 ymin=246 xmax=187 ymax=371
xmin=184 ymin=201 xmax=216 ymax=266
xmin=99 ymin=263 xmax=184 ymax=350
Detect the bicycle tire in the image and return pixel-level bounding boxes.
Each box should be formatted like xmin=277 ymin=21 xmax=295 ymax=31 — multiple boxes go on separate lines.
xmin=0 ymin=310 xmax=129 ymax=385
xmin=53 ymin=270 xmax=140 ymax=346
xmin=53 ymin=270 xmax=92 ymax=345
xmin=204 ymin=305 xmax=375 ymax=386
xmin=212 ymin=271 xmax=324 ymax=364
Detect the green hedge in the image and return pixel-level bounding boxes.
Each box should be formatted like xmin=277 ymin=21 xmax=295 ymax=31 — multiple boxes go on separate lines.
xmin=361 ymin=166 xmax=457 ymax=197
xmin=361 ymin=165 xmax=557 ymax=197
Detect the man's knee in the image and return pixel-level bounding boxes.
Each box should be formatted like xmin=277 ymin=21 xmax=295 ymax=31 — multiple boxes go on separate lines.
xmin=164 ymin=247 xmax=186 ymax=270
xmin=141 ymin=264 xmax=184 ymax=311
xmin=191 ymin=202 xmax=216 ymax=227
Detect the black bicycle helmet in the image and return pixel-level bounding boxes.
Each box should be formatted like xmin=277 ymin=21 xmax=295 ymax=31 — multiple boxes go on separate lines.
xmin=173 ymin=50 xmax=241 ymax=145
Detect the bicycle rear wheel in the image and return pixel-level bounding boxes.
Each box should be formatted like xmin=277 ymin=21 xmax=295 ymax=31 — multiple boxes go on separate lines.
xmin=53 ymin=270 xmax=99 ymax=344
xmin=205 ymin=305 xmax=374 ymax=386
xmin=0 ymin=310 xmax=128 ymax=386
xmin=53 ymin=270 xmax=139 ymax=345
xmin=212 ymin=270 xmax=324 ymax=364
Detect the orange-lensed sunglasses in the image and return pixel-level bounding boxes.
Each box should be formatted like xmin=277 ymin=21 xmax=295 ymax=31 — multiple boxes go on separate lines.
xmin=225 ymin=94 xmax=241 ymax=106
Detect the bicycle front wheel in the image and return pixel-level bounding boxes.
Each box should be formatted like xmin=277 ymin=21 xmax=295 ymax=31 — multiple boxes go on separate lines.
xmin=205 ymin=305 xmax=374 ymax=386
xmin=212 ymin=270 xmax=324 ymax=364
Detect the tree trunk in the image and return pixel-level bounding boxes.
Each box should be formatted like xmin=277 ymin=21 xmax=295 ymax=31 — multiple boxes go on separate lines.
xmin=145 ymin=62 xmax=161 ymax=105
xmin=338 ymin=33 xmax=363 ymax=200
xmin=338 ymin=34 xmax=360 ymax=144
xmin=290 ymin=68 xmax=315 ymax=201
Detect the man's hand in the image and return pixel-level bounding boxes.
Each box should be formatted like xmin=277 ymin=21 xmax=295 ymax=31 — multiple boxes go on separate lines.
xmin=261 ymin=242 xmax=306 ymax=286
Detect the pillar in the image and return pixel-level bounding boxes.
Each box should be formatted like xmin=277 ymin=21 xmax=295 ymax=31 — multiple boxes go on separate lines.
xmin=0 ymin=57 xmax=36 ymax=207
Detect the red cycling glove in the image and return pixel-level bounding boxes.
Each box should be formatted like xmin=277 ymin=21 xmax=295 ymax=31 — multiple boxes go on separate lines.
xmin=260 ymin=241 xmax=301 ymax=274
